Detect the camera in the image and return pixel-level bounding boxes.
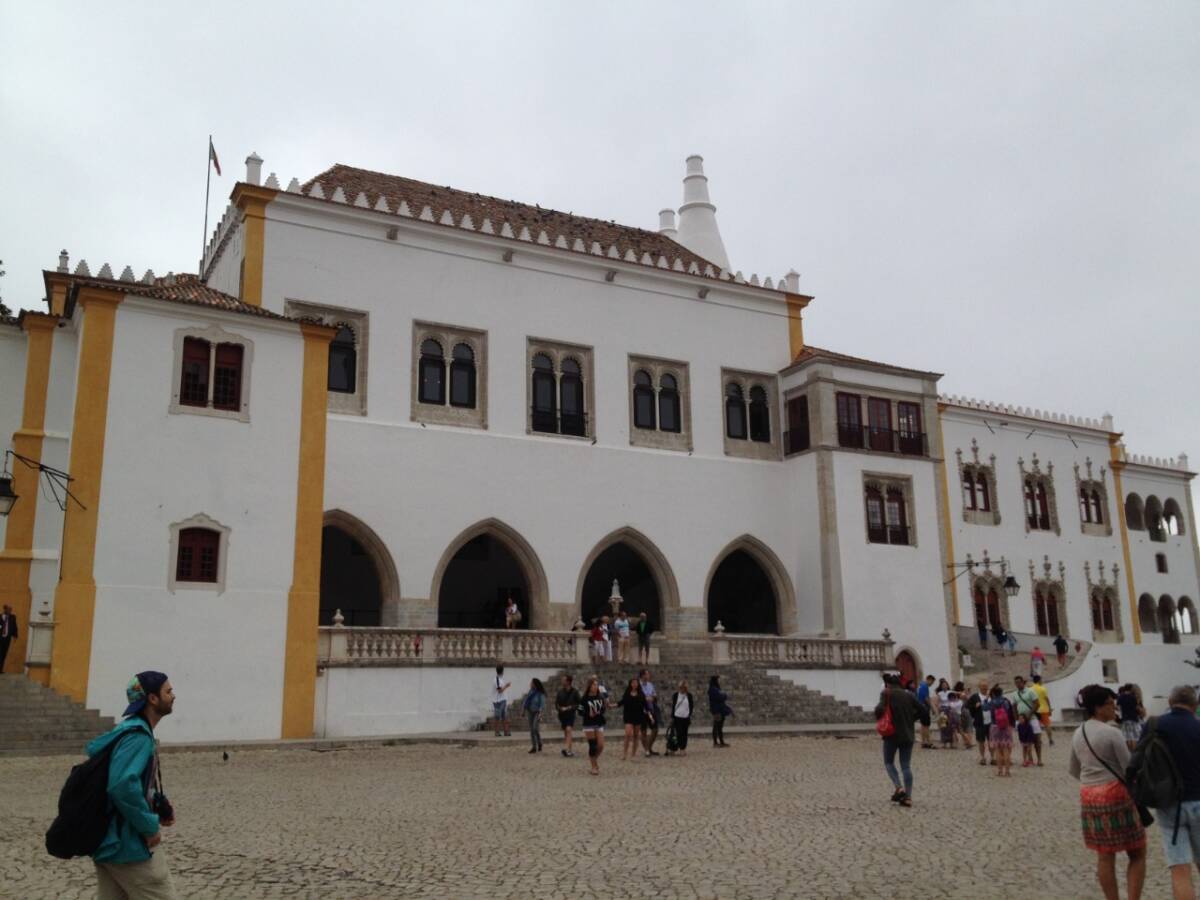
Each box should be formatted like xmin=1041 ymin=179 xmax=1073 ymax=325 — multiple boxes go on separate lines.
xmin=152 ymin=791 xmax=175 ymax=822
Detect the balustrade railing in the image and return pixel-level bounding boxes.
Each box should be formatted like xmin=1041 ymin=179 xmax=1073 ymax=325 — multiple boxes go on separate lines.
xmin=713 ymin=633 xmax=892 ymax=668
xmin=319 ymin=627 xmax=588 ymax=666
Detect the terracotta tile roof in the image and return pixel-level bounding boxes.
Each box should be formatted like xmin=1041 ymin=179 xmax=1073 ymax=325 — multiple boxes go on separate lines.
xmin=301 ymin=164 xmax=720 ymax=274
xmin=51 ymin=272 xmax=292 ymax=321
xmin=788 ymin=344 xmax=941 ymax=378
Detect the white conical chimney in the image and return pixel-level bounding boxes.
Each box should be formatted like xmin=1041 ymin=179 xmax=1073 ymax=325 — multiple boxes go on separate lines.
xmin=658 ymin=208 xmax=677 ymax=238
xmin=674 ymin=155 xmax=730 ymax=271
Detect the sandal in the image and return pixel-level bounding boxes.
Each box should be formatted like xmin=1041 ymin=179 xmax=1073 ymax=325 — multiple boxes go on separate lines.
xmin=898 ymin=796 xmax=912 ymax=808
xmin=890 ymin=788 xmax=905 ymax=803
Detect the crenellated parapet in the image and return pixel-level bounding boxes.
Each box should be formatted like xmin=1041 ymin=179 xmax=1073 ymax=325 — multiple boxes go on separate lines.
xmin=939 ymin=393 xmax=1112 ymax=432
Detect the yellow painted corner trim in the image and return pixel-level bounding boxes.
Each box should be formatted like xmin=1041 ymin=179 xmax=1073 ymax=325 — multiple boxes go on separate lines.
xmin=1109 ymin=438 xmax=1141 ymax=644
xmin=785 ymin=294 xmax=808 ymax=360
xmin=280 ymin=324 xmax=334 ymax=738
xmin=233 ymin=184 xmax=278 ymax=308
xmin=935 ymin=407 xmax=960 ymax=625
xmin=49 ymin=290 xmax=121 ymax=702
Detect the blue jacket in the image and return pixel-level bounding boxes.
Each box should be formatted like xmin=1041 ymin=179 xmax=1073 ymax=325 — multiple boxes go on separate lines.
xmin=1146 ymin=707 xmax=1200 ymax=802
xmin=522 ymin=691 xmax=545 ymax=714
xmin=708 ymin=685 xmax=731 ymax=716
xmin=86 ymin=717 xmax=160 ymax=864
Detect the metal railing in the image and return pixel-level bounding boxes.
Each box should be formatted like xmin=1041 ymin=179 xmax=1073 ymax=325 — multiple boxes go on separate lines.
xmin=531 ymin=408 xmax=588 ymax=437
xmin=784 ymin=425 xmax=810 ymax=455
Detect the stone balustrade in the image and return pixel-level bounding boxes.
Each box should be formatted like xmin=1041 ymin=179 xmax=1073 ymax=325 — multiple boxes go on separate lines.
xmin=318 ymin=626 xmax=590 ymax=667
xmin=711 ymin=633 xmax=892 ymax=669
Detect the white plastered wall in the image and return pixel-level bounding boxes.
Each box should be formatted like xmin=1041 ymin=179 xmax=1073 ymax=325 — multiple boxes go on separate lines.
xmin=0 ymin=322 xmax=27 ymax=550
xmin=258 ymin=201 xmax=816 ymax=634
xmin=85 ymin=298 xmax=305 ymax=742
xmin=315 ymin=665 xmax=563 ymax=737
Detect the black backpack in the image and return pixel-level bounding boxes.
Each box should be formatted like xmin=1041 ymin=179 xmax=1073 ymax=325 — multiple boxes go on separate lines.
xmin=1127 ymin=718 xmax=1185 ymax=842
xmin=45 ymin=731 xmax=131 ymax=859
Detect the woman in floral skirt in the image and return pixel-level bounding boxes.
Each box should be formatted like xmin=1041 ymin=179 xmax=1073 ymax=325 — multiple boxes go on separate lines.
xmin=1068 ymin=684 xmax=1146 ymax=900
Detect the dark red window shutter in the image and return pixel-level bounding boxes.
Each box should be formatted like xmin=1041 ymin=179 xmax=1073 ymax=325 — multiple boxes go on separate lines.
xmin=212 ymin=343 xmax=243 ymax=411
xmin=180 ymin=338 xmax=211 ymax=407
xmin=177 ymin=528 xmax=220 ymax=583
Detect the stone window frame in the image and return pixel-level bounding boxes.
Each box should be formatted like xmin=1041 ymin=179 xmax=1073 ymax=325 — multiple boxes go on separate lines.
xmin=284 ymin=300 xmax=369 ymax=416
xmin=626 ymin=354 xmax=692 ymax=452
xmin=1028 ymin=555 xmax=1069 ymax=637
xmin=966 ymin=552 xmax=1012 ymax=629
xmin=1085 ymin=560 xmax=1125 ymax=643
xmin=1018 ymin=453 xmax=1061 ymax=536
xmin=167 ymin=513 xmax=231 ymax=595
xmin=168 ymin=324 xmax=254 ymax=423
xmin=410 ymin=321 xmax=487 ymax=430
xmin=861 ymin=472 xmax=917 ymax=548
xmin=956 ymin=438 xmax=1000 ymax=526
xmin=720 ymin=368 xmax=781 ymax=461
xmin=1073 ymin=458 xmax=1112 ymax=538
xmin=1100 ymin=658 xmax=1119 ymax=684
xmin=525 ymin=337 xmax=596 ymax=441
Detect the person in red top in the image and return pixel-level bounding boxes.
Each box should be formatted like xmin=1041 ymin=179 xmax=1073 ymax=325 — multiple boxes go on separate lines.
xmin=589 ymin=620 xmax=605 ymax=665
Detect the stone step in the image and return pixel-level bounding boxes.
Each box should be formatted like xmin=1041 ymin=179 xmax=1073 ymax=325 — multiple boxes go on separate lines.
xmin=0 ymin=678 xmax=118 ymax=755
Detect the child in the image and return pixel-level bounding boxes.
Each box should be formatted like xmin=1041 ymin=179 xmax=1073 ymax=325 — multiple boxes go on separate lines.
xmin=945 ymin=691 xmax=963 ymax=748
xmin=1017 ymin=713 xmax=1035 ymax=767
xmin=938 ymin=708 xmax=952 ymax=748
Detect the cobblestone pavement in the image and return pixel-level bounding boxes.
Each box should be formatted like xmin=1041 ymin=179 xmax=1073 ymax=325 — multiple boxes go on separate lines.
xmin=1 ymin=735 xmax=1175 ymax=899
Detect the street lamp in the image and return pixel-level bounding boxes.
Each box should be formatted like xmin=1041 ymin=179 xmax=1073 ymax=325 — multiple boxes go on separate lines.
xmin=1002 ymin=574 xmax=1020 ymax=598
xmin=0 ymin=450 xmax=84 ymax=517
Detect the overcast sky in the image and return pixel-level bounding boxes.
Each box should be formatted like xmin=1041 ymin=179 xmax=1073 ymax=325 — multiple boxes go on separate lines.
xmin=2 ymin=3 xmax=1197 ymax=509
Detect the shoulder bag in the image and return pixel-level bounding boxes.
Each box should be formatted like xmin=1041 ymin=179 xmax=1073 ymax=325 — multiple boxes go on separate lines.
xmin=1081 ymin=722 xmax=1154 ymax=828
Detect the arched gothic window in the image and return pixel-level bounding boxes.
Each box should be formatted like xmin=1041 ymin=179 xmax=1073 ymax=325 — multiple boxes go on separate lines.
xmin=1101 ymin=594 xmax=1115 ymax=632
xmin=328 ymin=325 xmax=357 ymax=394
xmin=531 ymin=353 xmax=557 ymax=433
xmin=418 ymin=339 xmax=445 ymax=405
xmin=1179 ymin=598 xmax=1196 ymax=635
xmin=1026 ymin=479 xmax=1051 ymax=531
xmin=725 ymin=383 xmax=747 ymax=440
xmin=865 ymin=477 xmax=914 ymax=546
xmin=658 ymin=374 xmax=681 ymax=433
xmin=1090 ymin=490 xmax=1104 ymax=525
xmin=748 ymin=386 xmax=770 ymax=443
xmin=1138 ymin=594 xmax=1158 ymax=633
xmin=449 ymin=343 xmax=476 ymax=408
xmin=559 ymin=358 xmax=585 ymax=436
xmin=1163 ymin=498 xmax=1184 ymax=536
xmin=1145 ymin=496 xmax=1166 ymax=542
xmin=633 ymin=370 xmax=656 ymax=430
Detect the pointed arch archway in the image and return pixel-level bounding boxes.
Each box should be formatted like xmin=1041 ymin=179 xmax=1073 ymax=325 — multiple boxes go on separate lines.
xmin=703 ymin=535 xmax=797 ymax=635
xmin=430 ymin=518 xmax=550 ymax=630
xmin=321 ymin=510 xmax=401 ymax=626
xmin=575 ymin=527 xmax=682 ymax=635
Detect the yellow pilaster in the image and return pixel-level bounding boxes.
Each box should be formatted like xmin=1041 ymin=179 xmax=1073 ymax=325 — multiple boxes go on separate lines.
xmin=233 ymin=184 xmax=277 ymax=307
xmin=785 ymin=294 xmax=809 ymax=359
xmin=936 ymin=403 xmax=960 ymax=625
xmin=280 ymin=322 xmax=335 ymax=738
xmin=1109 ymin=436 xmax=1141 ymax=643
xmin=49 ymin=290 xmax=122 ymax=702
xmin=0 ymin=313 xmax=57 ymax=675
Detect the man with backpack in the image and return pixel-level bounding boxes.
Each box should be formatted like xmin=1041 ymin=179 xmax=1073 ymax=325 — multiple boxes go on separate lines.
xmin=68 ymin=671 xmax=177 ymax=899
xmin=1129 ymin=684 xmax=1200 ymax=900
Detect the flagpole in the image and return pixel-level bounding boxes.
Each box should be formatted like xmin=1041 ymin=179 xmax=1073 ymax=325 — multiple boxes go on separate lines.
xmin=201 ymin=134 xmax=213 ymax=273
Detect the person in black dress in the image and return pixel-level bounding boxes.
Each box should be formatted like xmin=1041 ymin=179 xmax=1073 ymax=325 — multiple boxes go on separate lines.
xmin=619 ymin=678 xmax=646 ymax=762
xmin=578 ymin=676 xmax=609 ymax=776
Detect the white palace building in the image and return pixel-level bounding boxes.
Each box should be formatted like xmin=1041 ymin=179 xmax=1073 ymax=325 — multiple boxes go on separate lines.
xmin=1 ymin=153 xmax=1196 ymax=742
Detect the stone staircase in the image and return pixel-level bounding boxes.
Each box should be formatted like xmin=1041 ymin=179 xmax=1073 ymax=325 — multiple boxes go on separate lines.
xmin=484 ymin=662 xmax=873 ymax=733
xmin=0 ymin=674 xmax=114 ymax=756
xmin=957 ymin=626 xmax=1091 ymax=690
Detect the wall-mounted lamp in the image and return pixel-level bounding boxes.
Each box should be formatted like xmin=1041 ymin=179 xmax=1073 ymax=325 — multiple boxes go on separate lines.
xmin=697 ymin=287 xmax=710 ymax=299
xmin=0 ymin=450 xmax=85 ymax=517
xmin=604 ymin=270 xmax=617 ymax=283
xmin=502 ymin=250 xmax=514 ymax=263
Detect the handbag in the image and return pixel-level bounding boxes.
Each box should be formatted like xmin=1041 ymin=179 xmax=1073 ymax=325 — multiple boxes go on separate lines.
xmin=1081 ymin=723 xmax=1154 ymax=828
xmin=876 ymin=693 xmax=896 ymax=738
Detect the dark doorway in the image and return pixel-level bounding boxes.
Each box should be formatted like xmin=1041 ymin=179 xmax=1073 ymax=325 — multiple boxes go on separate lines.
xmin=438 ymin=534 xmax=529 ymax=628
xmin=320 ymin=525 xmax=382 ymax=626
xmin=707 ymin=550 xmax=778 ymax=633
xmin=580 ymin=543 xmax=661 ymax=632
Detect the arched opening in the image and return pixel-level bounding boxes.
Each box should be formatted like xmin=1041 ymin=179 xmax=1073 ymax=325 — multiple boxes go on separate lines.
xmin=1163 ymin=498 xmax=1184 ymax=536
xmin=704 ymin=536 xmax=796 ymax=635
xmin=1179 ymin=598 xmax=1196 ymax=635
xmin=1159 ymin=595 xmax=1179 ymax=643
xmin=320 ymin=511 xmax=400 ymax=626
xmin=895 ymin=649 xmax=920 ymax=686
xmin=1033 ymin=587 xmax=1061 ymax=636
xmin=1138 ymin=594 xmax=1158 ymax=634
xmin=320 ymin=526 xmax=381 ymax=626
xmin=1124 ymin=493 xmax=1145 ymax=531
xmin=576 ymin=528 xmax=681 ymax=635
xmin=1145 ymin=496 xmax=1165 ymax=542
xmin=972 ymin=579 xmax=1006 ymax=631
xmin=707 ymin=551 xmax=777 ymax=633
xmin=430 ymin=519 xmax=549 ymax=629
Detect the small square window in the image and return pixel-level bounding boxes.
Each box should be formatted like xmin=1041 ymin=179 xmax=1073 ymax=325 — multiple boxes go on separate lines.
xmin=1101 ymin=659 xmax=1119 ymax=683
xmin=1155 ymin=553 xmax=1168 ymax=574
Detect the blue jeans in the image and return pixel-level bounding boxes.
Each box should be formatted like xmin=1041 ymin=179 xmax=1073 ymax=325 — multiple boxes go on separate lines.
xmin=883 ymin=739 xmax=914 ymax=796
